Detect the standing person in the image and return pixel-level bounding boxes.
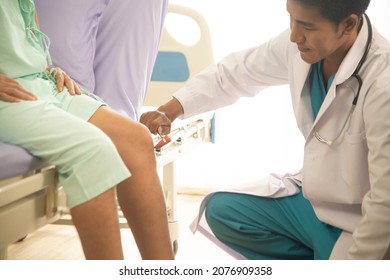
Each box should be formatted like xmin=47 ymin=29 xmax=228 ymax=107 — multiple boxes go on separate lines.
xmin=35 ymin=0 xmax=168 ymax=119
xmin=141 ymin=0 xmax=390 ymax=259
xmin=0 ymin=0 xmax=174 ymax=260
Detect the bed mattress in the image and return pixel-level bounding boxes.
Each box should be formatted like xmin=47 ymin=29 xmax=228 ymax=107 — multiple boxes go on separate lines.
xmin=0 ymin=143 xmax=46 ymax=180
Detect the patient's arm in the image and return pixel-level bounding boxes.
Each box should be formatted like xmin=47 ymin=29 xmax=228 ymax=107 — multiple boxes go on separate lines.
xmin=0 ymin=74 xmax=37 ymax=102
xmin=0 ymin=10 xmax=40 ymax=103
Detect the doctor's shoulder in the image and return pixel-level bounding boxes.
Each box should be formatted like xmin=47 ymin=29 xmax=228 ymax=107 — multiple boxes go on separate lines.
xmin=360 ymin=31 xmax=390 ymax=91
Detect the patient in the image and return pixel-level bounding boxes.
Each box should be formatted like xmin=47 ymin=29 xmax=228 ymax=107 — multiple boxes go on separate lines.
xmin=0 ymin=0 xmax=174 ymax=260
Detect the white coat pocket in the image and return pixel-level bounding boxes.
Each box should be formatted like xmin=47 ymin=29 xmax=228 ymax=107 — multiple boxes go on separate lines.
xmin=340 ymin=131 xmax=369 ymax=202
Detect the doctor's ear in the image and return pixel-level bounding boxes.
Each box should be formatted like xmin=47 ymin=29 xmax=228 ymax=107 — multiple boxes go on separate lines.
xmin=341 ymin=15 xmax=359 ymax=34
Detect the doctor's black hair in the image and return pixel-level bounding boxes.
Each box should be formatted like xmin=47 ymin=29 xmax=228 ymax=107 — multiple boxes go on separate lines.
xmin=294 ymin=0 xmax=370 ymax=25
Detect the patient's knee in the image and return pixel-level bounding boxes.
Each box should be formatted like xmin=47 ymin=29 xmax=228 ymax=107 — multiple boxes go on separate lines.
xmin=71 ymin=127 xmax=121 ymax=167
xmin=135 ymin=122 xmax=154 ymax=146
xmin=120 ymin=121 xmax=154 ymax=151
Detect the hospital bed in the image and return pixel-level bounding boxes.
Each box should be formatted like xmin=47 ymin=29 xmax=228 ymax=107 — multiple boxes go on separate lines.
xmin=0 ymin=143 xmax=65 ymax=260
xmin=0 ymin=4 xmax=214 ymax=259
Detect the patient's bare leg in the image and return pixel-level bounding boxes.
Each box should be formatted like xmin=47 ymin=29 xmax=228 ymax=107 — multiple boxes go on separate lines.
xmin=70 ymin=187 xmax=124 ymax=259
xmin=89 ymin=106 xmax=174 ymax=260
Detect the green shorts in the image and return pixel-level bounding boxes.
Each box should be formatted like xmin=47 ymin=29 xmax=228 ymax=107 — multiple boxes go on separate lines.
xmin=0 ymin=76 xmax=130 ymax=208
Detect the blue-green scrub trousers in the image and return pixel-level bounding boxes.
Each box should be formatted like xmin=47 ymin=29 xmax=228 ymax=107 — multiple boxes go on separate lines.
xmin=205 ymin=190 xmax=342 ymax=259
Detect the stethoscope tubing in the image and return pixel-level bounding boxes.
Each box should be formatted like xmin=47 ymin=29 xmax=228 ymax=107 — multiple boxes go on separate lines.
xmin=313 ymin=14 xmax=372 ymax=145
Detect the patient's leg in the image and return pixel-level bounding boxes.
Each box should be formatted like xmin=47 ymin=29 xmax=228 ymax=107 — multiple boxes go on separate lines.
xmin=89 ymin=106 xmax=174 ymax=260
xmin=70 ymin=188 xmax=123 ymax=259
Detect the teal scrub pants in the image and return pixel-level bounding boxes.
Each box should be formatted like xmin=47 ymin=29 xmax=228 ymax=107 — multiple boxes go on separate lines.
xmin=205 ymin=190 xmax=341 ymax=260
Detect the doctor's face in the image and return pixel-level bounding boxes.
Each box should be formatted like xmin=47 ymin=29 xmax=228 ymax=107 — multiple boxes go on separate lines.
xmin=286 ymin=0 xmax=350 ymax=65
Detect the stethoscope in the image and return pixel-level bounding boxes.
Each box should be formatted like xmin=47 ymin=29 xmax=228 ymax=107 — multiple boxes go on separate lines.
xmin=313 ymin=14 xmax=372 ymax=146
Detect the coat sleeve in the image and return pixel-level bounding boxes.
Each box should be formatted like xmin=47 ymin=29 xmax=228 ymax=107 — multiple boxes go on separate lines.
xmin=348 ymin=67 xmax=390 ymax=259
xmin=173 ymin=29 xmax=292 ymax=119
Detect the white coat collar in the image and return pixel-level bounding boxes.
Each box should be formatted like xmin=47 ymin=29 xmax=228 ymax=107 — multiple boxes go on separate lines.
xmin=292 ymin=54 xmax=312 ymax=137
xmin=333 ymin=17 xmax=370 ymax=86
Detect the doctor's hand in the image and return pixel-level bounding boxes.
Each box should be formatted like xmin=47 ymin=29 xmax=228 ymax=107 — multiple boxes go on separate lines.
xmin=140 ymin=98 xmax=185 ymax=135
xmin=140 ymin=110 xmax=172 ymax=135
xmin=46 ymin=67 xmax=82 ymax=96
xmin=0 ymin=74 xmax=37 ymax=102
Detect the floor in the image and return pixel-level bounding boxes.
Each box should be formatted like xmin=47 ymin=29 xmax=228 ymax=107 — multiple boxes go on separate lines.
xmin=7 ymin=194 xmax=235 ymax=260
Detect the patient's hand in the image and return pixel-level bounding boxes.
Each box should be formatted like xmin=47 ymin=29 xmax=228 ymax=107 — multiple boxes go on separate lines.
xmin=46 ymin=67 xmax=82 ymax=95
xmin=140 ymin=110 xmax=172 ymax=135
xmin=0 ymin=74 xmax=37 ymax=102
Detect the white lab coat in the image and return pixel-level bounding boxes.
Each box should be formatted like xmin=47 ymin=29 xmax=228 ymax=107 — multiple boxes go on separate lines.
xmin=174 ymin=18 xmax=390 ymax=259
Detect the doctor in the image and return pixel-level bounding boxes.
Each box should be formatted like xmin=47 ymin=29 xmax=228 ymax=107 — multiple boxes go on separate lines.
xmin=141 ymin=0 xmax=390 ymax=259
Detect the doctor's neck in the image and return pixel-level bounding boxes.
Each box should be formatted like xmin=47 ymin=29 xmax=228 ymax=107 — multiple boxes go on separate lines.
xmin=321 ymin=16 xmax=361 ymax=81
